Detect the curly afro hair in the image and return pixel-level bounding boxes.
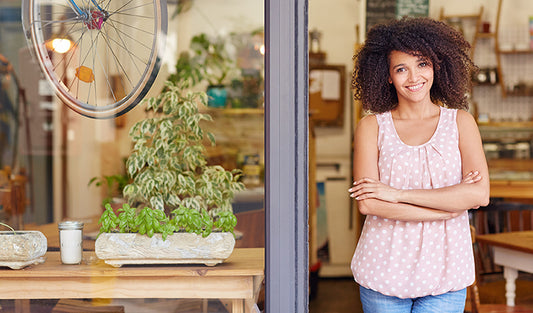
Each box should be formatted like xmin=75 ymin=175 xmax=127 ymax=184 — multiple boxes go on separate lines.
xmin=352 ymin=17 xmax=477 ymax=113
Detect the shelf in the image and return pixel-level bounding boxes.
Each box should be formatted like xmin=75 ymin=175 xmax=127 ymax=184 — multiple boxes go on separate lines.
xmin=478 ymin=121 xmax=533 ymax=128
xmin=475 ymin=32 xmax=496 ymax=39
xmin=505 ymin=89 xmax=533 ymax=97
xmin=498 ymin=49 xmax=533 ymax=54
xmin=202 ymin=107 xmax=264 ymax=116
xmin=440 ymin=13 xmax=480 ymax=19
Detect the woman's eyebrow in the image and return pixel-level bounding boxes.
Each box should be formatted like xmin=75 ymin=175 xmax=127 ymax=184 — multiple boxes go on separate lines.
xmin=392 ymin=63 xmax=405 ymax=69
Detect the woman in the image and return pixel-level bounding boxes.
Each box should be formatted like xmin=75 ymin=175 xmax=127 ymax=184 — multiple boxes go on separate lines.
xmin=348 ymin=17 xmax=490 ymax=312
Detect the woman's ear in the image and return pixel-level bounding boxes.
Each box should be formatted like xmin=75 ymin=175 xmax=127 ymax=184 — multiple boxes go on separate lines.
xmin=388 ymin=77 xmax=392 ymax=84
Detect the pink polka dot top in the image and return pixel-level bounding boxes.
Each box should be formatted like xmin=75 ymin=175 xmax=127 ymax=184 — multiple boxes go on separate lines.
xmin=351 ymin=106 xmax=474 ymax=299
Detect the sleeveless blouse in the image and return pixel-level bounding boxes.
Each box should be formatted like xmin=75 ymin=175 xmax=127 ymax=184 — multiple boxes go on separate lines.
xmin=351 ymin=107 xmax=474 ymax=299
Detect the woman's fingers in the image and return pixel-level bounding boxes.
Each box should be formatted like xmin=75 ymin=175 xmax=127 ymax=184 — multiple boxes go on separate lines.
xmin=348 ymin=178 xmax=399 ymax=202
xmin=348 ymin=178 xmax=378 ymax=199
xmin=463 ymin=170 xmax=481 ymax=184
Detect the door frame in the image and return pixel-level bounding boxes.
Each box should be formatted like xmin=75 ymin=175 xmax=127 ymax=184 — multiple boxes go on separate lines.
xmin=265 ymin=0 xmax=309 ymax=311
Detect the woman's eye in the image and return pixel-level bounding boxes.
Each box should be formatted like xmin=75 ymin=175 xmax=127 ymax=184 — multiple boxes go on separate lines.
xmin=419 ymin=62 xmax=427 ymax=67
xmin=396 ymin=67 xmax=405 ymax=73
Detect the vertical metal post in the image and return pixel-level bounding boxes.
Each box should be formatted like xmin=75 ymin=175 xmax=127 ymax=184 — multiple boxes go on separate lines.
xmin=265 ymin=0 xmax=309 ymax=312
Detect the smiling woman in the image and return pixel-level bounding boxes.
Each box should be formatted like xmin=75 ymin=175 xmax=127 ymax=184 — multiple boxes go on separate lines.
xmin=349 ymin=17 xmax=489 ymax=313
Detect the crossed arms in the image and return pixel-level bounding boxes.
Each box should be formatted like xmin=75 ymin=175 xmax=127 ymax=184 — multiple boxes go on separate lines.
xmin=348 ymin=111 xmax=490 ymax=222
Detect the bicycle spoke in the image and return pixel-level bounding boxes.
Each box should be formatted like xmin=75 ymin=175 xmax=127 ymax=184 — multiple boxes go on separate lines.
xmin=28 ymin=0 xmax=166 ymax=118
xmin=104 ymin=19 xmax=152 ymax=61
xmin=99 ymin=30 xmax=136 ymax=92
xmin=101 ymin=25 xmax=145 ymax=82
xmin=110 ymin=3 xmax=155 ymax=18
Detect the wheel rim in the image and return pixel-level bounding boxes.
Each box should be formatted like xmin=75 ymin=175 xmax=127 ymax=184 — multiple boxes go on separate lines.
xmin=28 ymin=0 xmax=167 ymax=119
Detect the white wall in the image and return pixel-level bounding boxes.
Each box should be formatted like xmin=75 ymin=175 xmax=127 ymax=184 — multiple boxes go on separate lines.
xmin=309 ymin=0 xmax=361 ymax=162
xmin=309 ymin=0 xmax=533 ymax=163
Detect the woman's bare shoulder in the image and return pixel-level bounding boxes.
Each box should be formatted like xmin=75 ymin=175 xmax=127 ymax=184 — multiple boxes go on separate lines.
xmin=356 ymin=114 xmax=378 ymax=130
xmin=455 ymin=109 xmax=476 ymax=126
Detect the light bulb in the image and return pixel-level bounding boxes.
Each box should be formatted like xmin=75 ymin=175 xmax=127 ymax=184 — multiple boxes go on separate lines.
xmin=52 ymin=38 xmax=72 ymax=54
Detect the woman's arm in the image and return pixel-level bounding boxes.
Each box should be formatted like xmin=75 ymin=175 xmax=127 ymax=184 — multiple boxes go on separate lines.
xmin=351 ymin=115 xmax=460 ymax=221
xmin=351 ymin=110 xmax=490 ymax=213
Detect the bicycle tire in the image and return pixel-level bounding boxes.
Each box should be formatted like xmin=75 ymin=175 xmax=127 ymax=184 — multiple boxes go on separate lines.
xmin=24 ymin=0 xmax=167 ymax=119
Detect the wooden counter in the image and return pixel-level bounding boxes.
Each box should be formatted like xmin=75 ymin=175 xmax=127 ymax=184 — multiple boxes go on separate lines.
xmin=488 ymin=159 xmax=533 ymax=199
xmin=490 ymin=180 xmax=533 ymax=199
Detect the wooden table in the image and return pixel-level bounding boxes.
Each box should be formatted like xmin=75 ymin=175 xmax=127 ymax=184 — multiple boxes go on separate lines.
xmin=476 ymin=231 xmax=533 ymax=306
xmin=0 ymin=248 xmax=264 ymax=313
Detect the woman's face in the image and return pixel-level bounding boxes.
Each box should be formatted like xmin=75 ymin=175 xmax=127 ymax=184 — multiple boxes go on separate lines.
xmin=388 ymin=50 xmax=434 ymax=105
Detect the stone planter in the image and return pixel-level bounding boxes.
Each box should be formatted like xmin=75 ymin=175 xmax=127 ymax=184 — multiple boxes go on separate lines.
xmin=95 ymin=232 xmax=235 ymax=267
xmin=0 ymin=231 xmax=47 ymax=269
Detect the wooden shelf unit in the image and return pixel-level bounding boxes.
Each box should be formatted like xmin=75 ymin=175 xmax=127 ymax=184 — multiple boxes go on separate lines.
xmin=440 ymin=1 xmax=511 ymax=97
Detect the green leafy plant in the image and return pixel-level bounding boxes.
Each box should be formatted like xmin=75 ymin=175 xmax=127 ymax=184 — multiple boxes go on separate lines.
xmin=168 ymin=33 xmax=238 ymax=87
xmin=0 ymin=222 xmax=16 ymax=234
xmin=97 ymin=80 xmax=244 ymax=239
xmin=88 ymin=173 xmax=129 ymax=206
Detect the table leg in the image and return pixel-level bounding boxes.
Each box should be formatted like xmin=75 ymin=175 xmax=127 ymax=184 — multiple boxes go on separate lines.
xmin=504 ymin=266 xmax=518 ymax=306
xmin=202 ymin=299 xmax=208 ymax=313
xmin=231 ymin=299 xmax=244 ymax=313
xmin=14 ymin=299 xmax=30 ymax=313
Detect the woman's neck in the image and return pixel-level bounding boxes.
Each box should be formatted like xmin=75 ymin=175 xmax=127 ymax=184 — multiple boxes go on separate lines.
xmin=392 ymin=101 xmax=440 ymax=120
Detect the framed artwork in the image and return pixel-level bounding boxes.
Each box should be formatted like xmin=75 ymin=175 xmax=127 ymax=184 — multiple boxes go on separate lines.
xmin=309 ymin=64 xmax=346 ymax=127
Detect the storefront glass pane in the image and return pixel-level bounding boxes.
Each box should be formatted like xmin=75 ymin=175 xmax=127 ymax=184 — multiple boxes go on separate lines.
xmin=1 ymin=0 xmax=265 ymax=311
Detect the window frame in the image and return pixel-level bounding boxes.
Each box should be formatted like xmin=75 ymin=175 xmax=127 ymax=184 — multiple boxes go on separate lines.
xmin=265 ymin=0 xmax=309 ymax=311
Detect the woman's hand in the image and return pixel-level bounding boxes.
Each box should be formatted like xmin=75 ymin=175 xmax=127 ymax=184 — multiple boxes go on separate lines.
xmin=462 ymin=170 xmax=483 ymax=209
xmin=462 ymin=170 xmax=482 ymax=184
xmin=348 ymin=177 xmax=401 ymax=203
xmin=349 ymin=171 xmax=482 ymax=204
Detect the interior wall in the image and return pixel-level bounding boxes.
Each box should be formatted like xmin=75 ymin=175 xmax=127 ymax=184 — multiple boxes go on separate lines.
xmin=64 ymin=0 xmax=533 ymax=220
xmin=309 ymin=0 xmax=360 ymax=162
xmin=64 ymin=1 xmax=264 ymax=220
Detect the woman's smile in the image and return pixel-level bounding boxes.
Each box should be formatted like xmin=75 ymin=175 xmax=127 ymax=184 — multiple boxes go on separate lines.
xmin=406 ymin=82 xmax=425 ymax=92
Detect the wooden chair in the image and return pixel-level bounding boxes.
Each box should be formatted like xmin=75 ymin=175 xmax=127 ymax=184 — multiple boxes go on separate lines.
xmin=0 ymin=166 xmax=27 ymax=230
xmin=471 ymin=201 xmax=533 ymax=278
xmin=469 ymin=225 xmax=533 ymax=313
xmin=51 ymin=299 xmax=124 ymax=313
xmin=234 ymin=208 xmax=265 ymax=248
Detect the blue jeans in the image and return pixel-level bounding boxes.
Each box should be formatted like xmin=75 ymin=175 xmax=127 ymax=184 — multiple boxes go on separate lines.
xmin=359 ymin=286 xmax=466 ymax=313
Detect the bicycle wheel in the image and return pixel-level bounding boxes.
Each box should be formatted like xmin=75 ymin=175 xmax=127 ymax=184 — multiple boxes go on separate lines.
xmin=24 ymin=0 xmax=167 ymax=119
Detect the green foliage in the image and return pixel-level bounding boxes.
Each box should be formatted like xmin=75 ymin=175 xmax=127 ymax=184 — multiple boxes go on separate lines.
xmin=167 ymin=33 xmax=237 ymax=87
xmin=0 ymin=222 xmax=16 ymax=234
xmin=97 ymin=80 xmax=245 ymax=239
xmin=99 ymin=203 xmax=237 ymax=239
xmin=88 ymin=173 xmax=130 ymax=206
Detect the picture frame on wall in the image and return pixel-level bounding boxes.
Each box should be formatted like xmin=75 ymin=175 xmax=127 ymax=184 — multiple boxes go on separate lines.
xmin=309 ymin=64 xmax=346 ymax=127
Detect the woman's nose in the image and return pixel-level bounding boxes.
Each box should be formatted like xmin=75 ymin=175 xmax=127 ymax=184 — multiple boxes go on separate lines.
xmin=408 ymin=69 xmax=419 ymax=82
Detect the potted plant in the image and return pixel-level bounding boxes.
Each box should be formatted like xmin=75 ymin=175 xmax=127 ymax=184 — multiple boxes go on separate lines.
xmin=0 ymin=222 xmax=47 ymax=269
xmin=169 ymin=33 xmax=239 ymax=108
xmin=88 ymin=172 xmax=129 ymax=207
xmin=94 ymin=80 xmax=245 ymax=267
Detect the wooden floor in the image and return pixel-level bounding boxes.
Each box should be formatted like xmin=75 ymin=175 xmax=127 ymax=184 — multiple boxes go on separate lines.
xmin=309 ymin=273 xmax=533 ymax=313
